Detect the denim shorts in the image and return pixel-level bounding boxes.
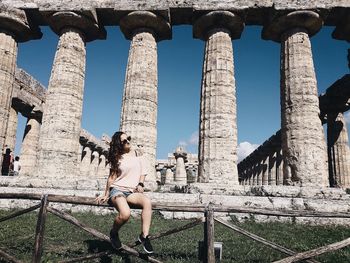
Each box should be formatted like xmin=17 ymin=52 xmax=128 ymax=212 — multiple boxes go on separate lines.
xmin=108 ymin=187 xmax=133 ymax=206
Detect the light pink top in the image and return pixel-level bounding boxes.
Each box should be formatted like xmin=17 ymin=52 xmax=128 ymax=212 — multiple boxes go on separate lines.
xmin=111 ymin=155 xmax=148 ymax=192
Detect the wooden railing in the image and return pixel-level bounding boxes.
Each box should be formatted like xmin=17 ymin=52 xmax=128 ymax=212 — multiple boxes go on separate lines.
xmin=0 ymin=193 xmax=350 ymax=263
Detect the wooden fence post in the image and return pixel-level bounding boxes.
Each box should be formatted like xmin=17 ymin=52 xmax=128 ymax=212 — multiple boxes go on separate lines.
xmin=204 ymin=203 xmax=215 ymax=263
xmin=32 ymin=194 xmax=49 ymax=263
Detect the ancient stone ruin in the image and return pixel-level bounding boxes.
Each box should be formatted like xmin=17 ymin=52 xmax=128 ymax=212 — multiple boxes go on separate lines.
xmin=0 ymin=0 xmax=349 ymax=224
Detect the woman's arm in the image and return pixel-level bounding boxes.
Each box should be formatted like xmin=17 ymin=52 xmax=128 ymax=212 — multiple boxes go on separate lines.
xmin=104 ymin=169 xmax=117 ymax=196
xmin=96 ymin=169 xmax=117 ymax=204
xmin=139 ymin=175 xmax=146 ymax=185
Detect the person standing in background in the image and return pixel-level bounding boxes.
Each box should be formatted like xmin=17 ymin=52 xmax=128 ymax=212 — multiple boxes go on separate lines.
xmin=13 ymin=156 xmax=21 ymax=176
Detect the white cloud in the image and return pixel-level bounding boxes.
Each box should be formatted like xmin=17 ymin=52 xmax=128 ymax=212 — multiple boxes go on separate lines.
xmin=178 ymin=131 xmax=199 ymax=149
xmin=188 ymin=131 xmax=199 ymax=145
xmin=179 ymin=141 xmax=188 ymax=147
xmin=344 ymin=111 xmax=350 ymax=124
xmin=237 ymin=141 xmax=259 ymax=163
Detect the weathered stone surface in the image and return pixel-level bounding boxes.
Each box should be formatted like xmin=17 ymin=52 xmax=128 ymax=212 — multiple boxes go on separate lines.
xmin=0 ymin=8 xmax=40 ymax=164
xmin=327 ymin=112 xmax=350 ymax=188
xmin=0 ymin=33 xmax=16 ymax=167
xmin=262 ymin=10 xmax=323 ymax=42
xmin=20 ymin=117 xmax=41 ymax=175
xmin=164 ymin=168 xmax=174 ymax=184
xmin=9 ymin=66 xmax=108 ymax=178
xmin=119 ymin=11 xmax=171 ymax=41
xmin=89 ymin=150 xmax=99 ymax=177
xmin=174 ymin=147 xmax=187 ymax=184
xmin=36 ymin=26 xmax=86 ymax=178
xmin=263 ymin=11 xmax=329 ymax=187
xmin=80 ymin=146 xmax=92 ymax=177
xmin=0 ymin=4 xmax=42 ymax=42
xmin=97 ymin=154 xmax=108 ymax=178
xmin=4 ymin=106 xmax=18 ymax=153
xmin=46 ymin=10 xmax=106 ymax=42
xmin=196 ymin=11 xmax=243 ymax=186
xmin=119 ymin=11 xmax=171 ymax=189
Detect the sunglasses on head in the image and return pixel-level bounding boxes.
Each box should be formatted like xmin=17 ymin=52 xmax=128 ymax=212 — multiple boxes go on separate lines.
xmin=121 ymin=136 xmax=131 ymax=145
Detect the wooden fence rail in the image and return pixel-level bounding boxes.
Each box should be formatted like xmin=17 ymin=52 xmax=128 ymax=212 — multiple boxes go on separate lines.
xmin=0 ymin=193 xmax=350 ymax=263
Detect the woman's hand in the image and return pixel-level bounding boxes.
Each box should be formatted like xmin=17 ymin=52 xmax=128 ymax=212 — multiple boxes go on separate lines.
xmin=135 ymin=185 xmax=144 ymax=193
xmin=95 ymin=194 xmax=108 ymax=204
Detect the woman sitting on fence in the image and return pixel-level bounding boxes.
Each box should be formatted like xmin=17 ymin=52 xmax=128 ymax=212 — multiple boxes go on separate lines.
xmin=96 ymin=131 xmax=153 ymax=254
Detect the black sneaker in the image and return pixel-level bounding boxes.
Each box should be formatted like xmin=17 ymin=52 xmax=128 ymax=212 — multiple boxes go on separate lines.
xmin=110 ymin=229 xmax=122 ymax=250
xmin=138 ymin=233 xmax=154 ymax=254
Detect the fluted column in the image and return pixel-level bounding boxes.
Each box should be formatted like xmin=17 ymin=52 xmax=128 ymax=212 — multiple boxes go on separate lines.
xmin=256 ymin=161 xmax=262 ymax=186
xmin=119 ymin=11 xmax=171 ymax=190
xmin=263 ymin=11 xmax=328 ymax=187
xmin=276 ymin=150 xmax=284 ymax=185
xmin=20 ymin=117 xmax=41 ymax=175
xmin=4 ymin=107 xmax=18 ymax=153
xmin=262 ymin=157 xmax=268 ymax=185
xmin=0 ymin=7 xmax=41 ymax=166
xmin=165 ymin=167 xmax=174 ymax=184
xmin=268 ymin=152 xmax=277 ymax=186
xmin=174 ymin=148 xmax=188 ymax=185
xmin=97 ymin=154 xmax=107 ymax=178
xmin=78 ymin=145 xmax=83 ymax=165
xmin=80 ymin=146 xmax=92 ymax=177
xmin=156 ymin=170 xmax=162 ymax=184
xmin=331 ymin=13 xmax=350 ymax=187
xmin=89 ymin=150 xmax=99 ymax=177
xmin=36 ymin=11 xmax=105 ymax=178
xmin=194 ymin=11 xmax=244 ymax=185
xmin=253 ymin=163 xmax=258 ymax=186
xmin=327 ymin=112 xmax=350 ymax=188
xmin=248 ymin=166 xmax=252 ymax=185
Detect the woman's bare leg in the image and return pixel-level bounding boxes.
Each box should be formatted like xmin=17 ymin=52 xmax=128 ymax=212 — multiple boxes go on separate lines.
xmin=111 ymin=195 xmax=131 ymax=233
xmin=126 ymin=193 xmax=152 ymax=236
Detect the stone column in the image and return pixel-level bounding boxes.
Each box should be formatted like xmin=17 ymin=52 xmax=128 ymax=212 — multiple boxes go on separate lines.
xmin=276 ymin=150 xmax=284 ymax=185
xmin=248 ymin=166 xmax=252 ymax=185
xmin=36 ymin=11 xmax=105 ymax=178
xmin=80 ymin=145 xmax=92 ymax=177
xmin=156 ymin=170 xmax=162 ymax=184
xmin=261 ymin=156 xmax=268 ymax=185
xmin=173 ymin=147 xmax=188 ymax=185
xmin=268 ymin=152 xmax=277 ymax=186
xmin=0 ymin=6 xmax=41 ymax=166
xmin=119 ymin=11 xmax=171 ymax=189
xmin=165 ymin=167 xmax=174 ymax=184
xmin=89 ymin=150 xmax=99 ymax=177
xmin=194 ymin=11 xmax=244 ymax=185
xmin=97 ymin=154 xmax=107 ymax=178
xmin=331 ymin=13 xmax=350 ymax=188
xmin=4 ymin=106 xmax=18 ymax=153
xmin=252 ymin=163 xmax=257 ymax=186
xmin=78 ymin=144 xmax=83 ymax=165
xmin=256 ymin=161 xmax=262 ymax=186
xmin=20 ymin=117 xmax=41 ymax=175
xmin=263 ymin=11 xmax=328 ymax=187
xmin=327 ymin=112 xmax=350 ymax=188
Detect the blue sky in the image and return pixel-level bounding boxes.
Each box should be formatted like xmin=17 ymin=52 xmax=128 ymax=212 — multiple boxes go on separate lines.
xmin=15 ymin=25 xmax=349 ymax=159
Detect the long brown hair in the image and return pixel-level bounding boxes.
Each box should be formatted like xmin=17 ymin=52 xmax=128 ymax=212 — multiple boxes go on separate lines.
xmin=108 ymin=131 xmax=125 ymax=173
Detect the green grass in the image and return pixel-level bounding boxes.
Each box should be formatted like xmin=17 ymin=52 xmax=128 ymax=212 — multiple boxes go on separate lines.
xmin=0 ymin=209 xmax=350 ymax=262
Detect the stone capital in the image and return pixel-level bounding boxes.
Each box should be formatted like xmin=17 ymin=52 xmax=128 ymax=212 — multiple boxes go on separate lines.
xmin=332 ymin=13 xmax=350 ymax=43
xmin=262 ymin=10 xmax=323 ymax=42
xmin=193 ymin=11 xmax=244 ymax=41
xmin=47 ymin=10 xmax=106 ymax=42
xmin=119 ymin=11 xmax=171 ymax=42
xmin=0 ymin=5 xmax=42 ymax=42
